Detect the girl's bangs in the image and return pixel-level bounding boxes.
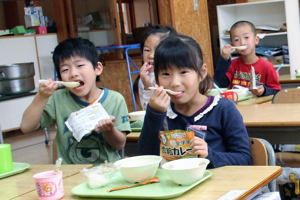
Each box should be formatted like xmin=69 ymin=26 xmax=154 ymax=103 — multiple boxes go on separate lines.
xmin=156 ymin=43 xmax=196 ymax=70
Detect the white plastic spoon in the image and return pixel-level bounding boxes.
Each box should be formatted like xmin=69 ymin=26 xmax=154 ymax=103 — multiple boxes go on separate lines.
xmin=54 ymin=157 xmax=63 ymax=174
xmin=39 ymin=80 xmax=80 ymax=88
xmin=231 ymin=45 xmax=247 ymax=50
xmin=149 ymin=87 xmax=182 ymax=95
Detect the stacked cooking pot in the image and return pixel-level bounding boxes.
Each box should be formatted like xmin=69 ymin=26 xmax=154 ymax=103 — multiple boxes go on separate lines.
xmin=0 ymin=63 xmax=35 ymax=95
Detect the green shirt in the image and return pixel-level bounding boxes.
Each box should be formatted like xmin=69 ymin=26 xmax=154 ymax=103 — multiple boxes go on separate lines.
xmin=40 ymin=88 xmax=131 ymax=164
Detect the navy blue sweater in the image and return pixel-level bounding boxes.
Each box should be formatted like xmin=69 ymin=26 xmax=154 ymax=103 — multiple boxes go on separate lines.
xmin=138 ymin=97 xmax=252 ymax=168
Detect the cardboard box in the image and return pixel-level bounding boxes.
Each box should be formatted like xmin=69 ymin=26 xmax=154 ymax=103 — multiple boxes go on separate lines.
xmin=24 ymin=6 xmax=45 ymax=27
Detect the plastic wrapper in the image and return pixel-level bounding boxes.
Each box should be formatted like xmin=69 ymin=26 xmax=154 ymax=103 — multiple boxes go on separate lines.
xmin=186 ymin=125 xmax=207 ymax=140
xmin=160 ymin=130 xmax=195 ymax=161
xmin=81 ymin=162 xmax=118 ymax=189
xmin=252 ymin=192 xmax=281 ymax=200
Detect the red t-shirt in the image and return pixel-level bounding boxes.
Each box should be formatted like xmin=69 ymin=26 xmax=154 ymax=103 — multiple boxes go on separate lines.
xmin=226 ymin=57 xmax=281 ymax=90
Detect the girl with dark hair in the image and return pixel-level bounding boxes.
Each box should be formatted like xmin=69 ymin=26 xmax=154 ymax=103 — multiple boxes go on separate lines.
xmin=138 ymin=34 xmax=252 ymax=168
xmin=133 ymin=25 xmax=177 ymax=110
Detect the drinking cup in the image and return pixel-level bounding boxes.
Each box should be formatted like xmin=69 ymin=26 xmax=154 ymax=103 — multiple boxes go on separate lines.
xmin=0 ymin=144 xmax=13 ymax=174
xmin=33 ymin=170 xmax=64 ymax=200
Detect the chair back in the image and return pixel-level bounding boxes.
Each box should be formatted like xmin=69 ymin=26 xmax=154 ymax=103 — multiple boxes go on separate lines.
xmin=272 ymin=88 xmax=300 ymax=103
xmin=250 ymin=137 xmax=268 ymax=165
xmin=250 ymin=137 xmax=276 ymax=192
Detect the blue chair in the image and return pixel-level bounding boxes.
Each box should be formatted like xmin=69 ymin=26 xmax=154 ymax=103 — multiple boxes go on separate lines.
xmin=97 ymin=44 xmax=141 ymax=111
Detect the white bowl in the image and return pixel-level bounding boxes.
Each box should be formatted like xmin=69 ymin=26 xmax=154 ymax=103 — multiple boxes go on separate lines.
xmin=162 ymin=158 xmax=210 ymax=185
xmin=114 ymin=155 xmax=162 ymax=183
xmin=128 ymin=111 xmax=146 ymax=121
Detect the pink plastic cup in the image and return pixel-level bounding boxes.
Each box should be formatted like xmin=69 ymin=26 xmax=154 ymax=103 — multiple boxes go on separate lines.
xmin=33 ymin=170 xmax=64 ymax=200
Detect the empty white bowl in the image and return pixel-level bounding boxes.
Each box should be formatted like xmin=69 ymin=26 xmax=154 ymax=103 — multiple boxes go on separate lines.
xmin=114 ymin=155 xmax=162 ymax=183
xmin=128 ymin=111 xmax=146 ymax=121
xmin=162 ymin=158 xmax=210 ymax=185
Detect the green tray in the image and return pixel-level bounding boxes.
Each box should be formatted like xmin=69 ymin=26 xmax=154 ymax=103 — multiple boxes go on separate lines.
xmin=130 ymin=128 xmax=142 ymax=132
xmin=0 ymin=162 xmax=30 ymax=179
xmin=72 ymin=169 xmax=212 ymax=199
xmin=237 ymin=94 xmax=253 ymax=102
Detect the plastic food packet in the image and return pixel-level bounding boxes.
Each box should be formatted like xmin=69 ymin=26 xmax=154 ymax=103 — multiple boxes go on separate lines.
xmin=65 ymin=103 xmax=110 ymax=142
xmin=81 ymin=162 xmax=117 ymax=189
xmin=160 ymin=130 xmax=195 ymax=161
xmin=186 ymin=125 xmax=207 ymax=140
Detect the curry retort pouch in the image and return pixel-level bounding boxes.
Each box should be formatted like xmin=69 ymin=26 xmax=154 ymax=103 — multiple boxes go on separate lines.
xmin=160 ymin=129 xmax=196 ymax=161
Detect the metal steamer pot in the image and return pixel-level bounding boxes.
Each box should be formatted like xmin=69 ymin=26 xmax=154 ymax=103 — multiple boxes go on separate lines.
xmin=0 ymin=63 xmax=35 ymax=95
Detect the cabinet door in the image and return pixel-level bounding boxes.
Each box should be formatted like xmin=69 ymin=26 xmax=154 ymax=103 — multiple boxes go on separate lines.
xmin=109 ymin=0 xmax=122 ymax=46
xmin=0 ymin=36 xmax=40 ymax=88
xmin=158 ymin=0 xmax=214 ymax=75
xmin=0 ymin=95 xmax=34 ymax=131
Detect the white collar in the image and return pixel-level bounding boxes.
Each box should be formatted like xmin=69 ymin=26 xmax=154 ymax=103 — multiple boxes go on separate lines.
xmin=166 ymin=96 xmax=220 ymax=121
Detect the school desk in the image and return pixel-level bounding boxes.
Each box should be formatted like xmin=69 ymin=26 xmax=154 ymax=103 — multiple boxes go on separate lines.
xmin=0 ymin=164 xmax=91 ymax=199
xmin=237 ymin=103 xmax=300 ymax=144
xmin=127 ymin=103 xmax=300 ymax=145
xmin=237 ymin=95 xmax=273 ymax=105
xmin=12 ymin=165 xmax=281 ymax=200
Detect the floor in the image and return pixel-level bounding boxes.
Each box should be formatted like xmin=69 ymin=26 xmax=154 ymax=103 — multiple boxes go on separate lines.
xmin=3 ymin=128 xmax=139 ymax=165
xmin=3 ymin=128 xmax=56 ymax=164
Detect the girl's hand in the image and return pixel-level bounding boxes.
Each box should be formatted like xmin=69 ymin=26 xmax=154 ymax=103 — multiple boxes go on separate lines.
xmin=148 ymin=86 xmax=170 ymax=113
xmin=191 ymin=137 xmax=208 ymax=158
xmin=38 ymin=79 xmax=58 ymax=98
xmin=221 ymin=44 xmax=235 ymax=60
xmin=94 ymin=116 xmax=116 ymax=133
xmin=140 ymin=62 xmax=154 ymax=89
xmin=251 ymin=85 xmax=265 ymax=96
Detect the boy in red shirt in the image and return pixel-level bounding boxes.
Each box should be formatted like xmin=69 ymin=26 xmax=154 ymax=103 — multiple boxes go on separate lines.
xmin=214 ymin=20 xmax=281 ymax=96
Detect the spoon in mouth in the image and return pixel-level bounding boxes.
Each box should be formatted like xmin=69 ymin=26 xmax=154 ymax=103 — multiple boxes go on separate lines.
xmin=39 ymin=80 xmax=80 ymax=88
xmin=149 ymin=87 xmax=182 ymax=95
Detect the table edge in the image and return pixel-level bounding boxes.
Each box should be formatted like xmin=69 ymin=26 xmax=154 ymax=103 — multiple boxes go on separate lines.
xmin=237 ymin=166 xmax=282 ymax=200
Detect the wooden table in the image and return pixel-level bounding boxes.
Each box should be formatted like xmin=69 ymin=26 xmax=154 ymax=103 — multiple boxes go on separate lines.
xmin=12 ymin=165 xmax=281 ymax=200
xmin=126 ymin=95 xmax=274 ymax=142
xmin=128 ymin=103 xmax=300 ymax=145
xmin=237 ymin=103 xmax=300 ymax=144
xmin=280 ymin=74 xmax=300 ymax=84
xmin=237 ymin=95 xmax=273 ymax=105
xmin=126 ymin=132 xmax=140 ymax=141
xmin=279 ymin=74 xmax=300 ymax=89
xmin=0 ymin=164 xmax=91 ymax=200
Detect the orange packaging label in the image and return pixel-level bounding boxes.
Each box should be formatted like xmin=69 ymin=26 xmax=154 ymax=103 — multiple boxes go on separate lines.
xmin=159 ymin=129 xmax=195 ymax=161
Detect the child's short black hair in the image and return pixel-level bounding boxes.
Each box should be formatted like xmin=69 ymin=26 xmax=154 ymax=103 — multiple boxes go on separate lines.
xmin=52 ymin=37 xmax=99 ymax=80
xmin=154 ymin=34 xmax=212 ymax=94
xmin=140 ymin=24 xmax=177 ymax=51
xmin=230 ymin=20 xmax=256 ymax=39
